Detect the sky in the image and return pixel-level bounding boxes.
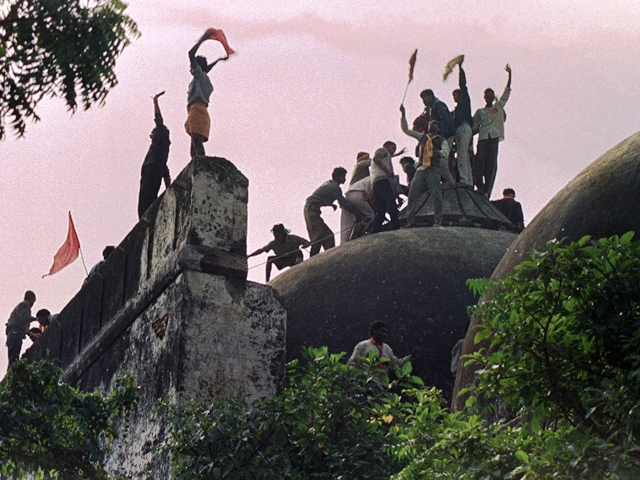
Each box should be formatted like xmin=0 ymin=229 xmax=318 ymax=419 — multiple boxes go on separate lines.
xmin=1 ymin=0 xmax=640 ymax=375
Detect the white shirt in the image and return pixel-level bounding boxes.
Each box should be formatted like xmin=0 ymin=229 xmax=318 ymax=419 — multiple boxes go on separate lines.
xmin=370 ymin=148 xmax=394 ymax=184
xmin=473 ymin=86 xmax=511 ymax=142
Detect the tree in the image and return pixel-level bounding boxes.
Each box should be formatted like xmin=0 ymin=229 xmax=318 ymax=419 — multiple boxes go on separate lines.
xmin=160 ymin=347 xmax=424 ymax=480
xmin=0 ymin=360 xmax=138 ymax=479
xmin=0 ymin=0 xmax=139 ymax=139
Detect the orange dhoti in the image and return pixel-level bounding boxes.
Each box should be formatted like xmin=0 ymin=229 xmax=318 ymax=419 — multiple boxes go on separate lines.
xmin=184 ymin=101 xmax=210 ymax=141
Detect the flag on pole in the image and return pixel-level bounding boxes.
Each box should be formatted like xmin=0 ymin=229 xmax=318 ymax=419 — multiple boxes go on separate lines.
xmin=43 ymin=212 xmax=80 ymax=277
xmin=408 ymin=49 xmax=418 ymax=83
xmin=203 ymin=28 xmax=235 ymax=56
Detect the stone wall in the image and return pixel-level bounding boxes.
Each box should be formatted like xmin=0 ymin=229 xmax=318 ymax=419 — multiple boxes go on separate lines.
xmin=25 ymin=157 xmax=287 ymax=477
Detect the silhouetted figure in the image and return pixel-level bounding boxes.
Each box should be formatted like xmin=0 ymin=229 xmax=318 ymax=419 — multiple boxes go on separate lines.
xmin=248 ymin=224 xmax=310 ymax=281
xmin=371 ymin=142 xmax=404 ymax=233
xmin=304 ymin=167 xmax=355 ymax=256
xmin=84 ymin=246 xmax=116 ymax=285
xmin=5 ymin=291 xmax=37 ymax=366
xmin=349 ymin=151 xmax=371 ymax=185
xmin=472 ymin=64 xmax=512 ymax=198
xmin=138 ymin=92 xmax=171 ymax=219
xmin=340 ymin=175 xmax=374 ymax=244
xmin=491 ymin=188 xmax=525 ymax=232
xmin=185 ymin=32 xmax=229 ymax=157
xmin=451 ymin=60 xmax=473 ymax=187
xmin=349 ymin=321 xmax=420 ymax=388
xmin=35 ymin=309 xmax=51 ymax=332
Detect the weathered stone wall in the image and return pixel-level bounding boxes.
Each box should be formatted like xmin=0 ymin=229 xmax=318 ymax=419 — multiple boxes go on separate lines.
xmin=25 ymin=157 xmax=286 ymax=477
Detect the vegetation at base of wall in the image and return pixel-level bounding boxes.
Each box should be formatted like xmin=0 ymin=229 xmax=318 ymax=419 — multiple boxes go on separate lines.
xmin=0 ymin=0 xmax=139 ymax=139
xmin=0 ymin=360 xmax=138 ymax=480
xmin=161 ymin=233 xmax=640 ymax=479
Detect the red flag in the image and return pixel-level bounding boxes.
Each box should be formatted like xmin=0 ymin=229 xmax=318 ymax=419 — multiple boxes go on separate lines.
xmin=43 ymin=212 xmax=80 ymax=277
xmin=203 ymin=28 xmax=235 ymax=56
xmin=408 ymin=49 xmax=417 ymax=83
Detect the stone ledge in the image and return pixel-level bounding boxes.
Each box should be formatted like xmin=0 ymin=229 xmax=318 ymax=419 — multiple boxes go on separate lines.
xmin=61 ymin=244 xmax=248 ymax=385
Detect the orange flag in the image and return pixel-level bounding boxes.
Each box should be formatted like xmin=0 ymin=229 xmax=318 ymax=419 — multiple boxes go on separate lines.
xmin=408 ymin=49 xmax=418 ymax=83
xmin=43 ymin=212 xmax=80 ymax=277
xmin=203 ymin=28 xmax=235 ymax=56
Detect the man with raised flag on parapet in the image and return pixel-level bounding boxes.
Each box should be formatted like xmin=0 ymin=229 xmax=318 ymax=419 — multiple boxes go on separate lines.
xmin=185 ymin=28 xmax=234 ymax=158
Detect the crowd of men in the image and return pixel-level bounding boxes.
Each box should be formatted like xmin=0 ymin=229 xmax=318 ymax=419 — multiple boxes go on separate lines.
xmin=250 ymin=59 xmax=524 ymax=281
xmin=5 ymin=47 xmax=525 ymax=366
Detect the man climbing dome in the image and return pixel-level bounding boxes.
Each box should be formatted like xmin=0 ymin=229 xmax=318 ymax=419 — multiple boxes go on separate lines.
xmin=304 ymin=167 xmax=355 ymax=256
xmin=248 ymin=224 xmax=310 ymax=282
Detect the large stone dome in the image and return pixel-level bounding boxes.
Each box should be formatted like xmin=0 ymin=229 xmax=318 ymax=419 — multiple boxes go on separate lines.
xmin=453 ymin=131 xmax=640 ymax=410
xmin=270 ymin=226 xmax=517 ymax=400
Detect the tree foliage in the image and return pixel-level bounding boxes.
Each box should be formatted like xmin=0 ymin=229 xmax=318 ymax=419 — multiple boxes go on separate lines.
xmin=159 ymin=347 xmax=424 ymax=480
xmin=0 ymin=0 xmax=139 ymax=139
xmin=0 ymin=360 xmax=138 ymax=480
xmin=461 ymin=232 xmax=640 ymax=477
xmin=160 ymin=233 xmax=640 ymax=479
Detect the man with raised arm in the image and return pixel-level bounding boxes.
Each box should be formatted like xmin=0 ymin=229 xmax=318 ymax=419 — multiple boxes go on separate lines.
xmin=185 ymin=31 xmax=230 ymax=158
xmin=418 ymin=89 xmax=456 ymax=186
xmin=400 ymin=105 xmax=450 ymax=227
xmin=451 ymin=59 xmax=473 ymax=187
xmin=473 ymin=64 xmax=512 ymax=198
xmin=138 ymin=92 xmax=171 ymax=219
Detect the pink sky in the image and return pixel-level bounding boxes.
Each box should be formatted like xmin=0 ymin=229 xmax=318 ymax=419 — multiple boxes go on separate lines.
xmin=1 ymin=0 xmax=639 ymax=374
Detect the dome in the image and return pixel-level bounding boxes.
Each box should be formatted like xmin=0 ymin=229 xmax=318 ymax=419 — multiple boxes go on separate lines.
xmin=270 ymin=226 xmax=517 ymax=400
xmin=453 ymin=131 xmax=640 ymax=409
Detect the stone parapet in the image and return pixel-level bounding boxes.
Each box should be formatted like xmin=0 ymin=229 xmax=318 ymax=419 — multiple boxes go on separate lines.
xmin=24 ymin=156 xmax=286 ymax=477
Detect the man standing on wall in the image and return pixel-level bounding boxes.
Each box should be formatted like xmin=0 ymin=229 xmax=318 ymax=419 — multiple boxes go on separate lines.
xmin=185 ymin=30 xmax=230 ymax=158
xmin=138 ymin=92 xmax=171 ymax=219
xmin=5 ymin=291 xmax=37 ymax=366
xmin=473 ymin=64 xmax=512 ymax=198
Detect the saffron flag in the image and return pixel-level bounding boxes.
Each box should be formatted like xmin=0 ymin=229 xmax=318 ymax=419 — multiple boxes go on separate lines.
xmin=203 ymin=28 xmax=235 ymax=56
xmin=43 ymin=212 xmax=80 ymax=277
xmin=443 ymin=54 xmax=464 ymax=81
xmin=408 ymin=49 xmax=417 ymax=83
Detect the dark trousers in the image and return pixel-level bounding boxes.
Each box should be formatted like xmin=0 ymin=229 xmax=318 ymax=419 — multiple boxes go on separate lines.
xmin=138 ymin=167 xmax=163 ymax=219
xmin=473 ymin=137 xmax=499 ymax=198
xmin=372 ymin=178 xmax=400 ymax=233
xmin=6 ymin=326 xmax=24 ymax=366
